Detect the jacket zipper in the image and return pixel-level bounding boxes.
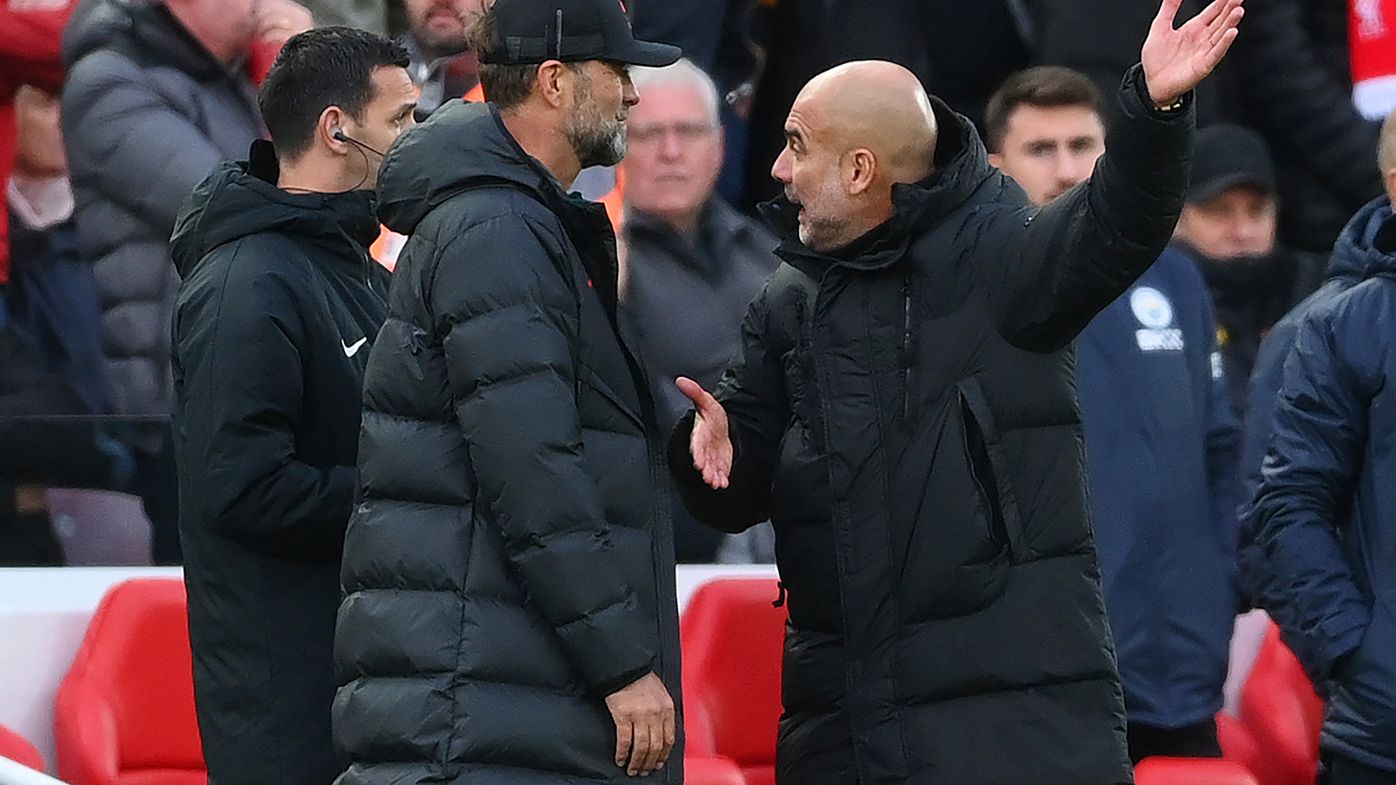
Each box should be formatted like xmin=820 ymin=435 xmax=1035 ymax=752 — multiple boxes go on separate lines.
xmin=900 ymin=278 xmax=912 ymax=421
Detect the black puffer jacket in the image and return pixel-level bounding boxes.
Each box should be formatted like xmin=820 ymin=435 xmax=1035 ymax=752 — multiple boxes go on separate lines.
xmin=671 ymin=68 xmax=1193 ymax=785
xmin=334 ymin=100 xmax=682 ymax=785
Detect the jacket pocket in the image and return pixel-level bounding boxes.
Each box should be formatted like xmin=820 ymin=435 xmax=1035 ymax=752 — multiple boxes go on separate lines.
xmin=956 ymin=376 xmax=1022 ymax=557
xmin=893 ymin=380 xmax=1014 ymax=621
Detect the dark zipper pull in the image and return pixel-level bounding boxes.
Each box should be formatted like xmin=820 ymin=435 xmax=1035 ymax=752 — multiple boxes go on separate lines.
xmin=772 ymin=581 xmax=787 ymax=608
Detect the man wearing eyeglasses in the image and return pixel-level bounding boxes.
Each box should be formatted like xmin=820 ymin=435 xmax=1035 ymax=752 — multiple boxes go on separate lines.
xmin=618 ymin=57 xmax=778 ymax=564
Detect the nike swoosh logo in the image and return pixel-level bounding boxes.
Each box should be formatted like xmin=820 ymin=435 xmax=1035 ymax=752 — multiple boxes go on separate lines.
xmin=342 ymin=337 xmax=368 ymax=357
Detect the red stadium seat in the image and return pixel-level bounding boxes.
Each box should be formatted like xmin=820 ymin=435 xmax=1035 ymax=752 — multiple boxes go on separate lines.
xmin=685 ymin=755 xmax=749 ymax=785
xmin=1217 ymin=709 xmax=1262 ymax=777
xmin=0 ymin=723 xmax=45 ymax=771
xmin=681 ymin=579 xmax=786 ymax=785
xmin=1135 ymin=756 xmax=1260 ymax=785
xmin=1233 ymin=622 xmax=1324 ymax=785
xmin=54 ymin=578 xmax=205 ymax=785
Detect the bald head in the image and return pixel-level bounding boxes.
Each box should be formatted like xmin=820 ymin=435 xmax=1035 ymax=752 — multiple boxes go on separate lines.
xmin=795 ymin=61 xmax=939 ymax=184
xmin=1382 ymin=108 xmax=1396 ymax=206
xmin=772 ymin=61 xmax=940 ymax=252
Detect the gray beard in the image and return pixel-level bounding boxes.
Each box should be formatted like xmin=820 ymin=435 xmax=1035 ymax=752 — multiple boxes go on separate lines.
xmin=569 ymin=122 xmax=627 ymax=169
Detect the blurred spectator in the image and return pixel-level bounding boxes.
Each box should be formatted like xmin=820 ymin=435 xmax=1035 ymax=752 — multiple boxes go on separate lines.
xmin=1228 ymin=0 xmax=1387 ymax=253
xmin=1031 ymin=0 xmax=1233 ymax=124
xmin=246 ymin=0 xmax=317 ymax=83
xmin=1351 ymin=0 xmax=1396 ymax=121
xmin=987 ymin=66 xmax=1240 ymax=763
xmin=0 ymin=0 xmax=71 ymax=288
xmin=630 ymin=0 xmax=756 ymax=86
xmin=619 ymin=59 xmax=777 ymax=563
xmin=1173 ymin=125 xmax=1324 ymax=418
xmin=2 ymin=84 xmax=132 ymax=566
xmin=1035 ymin=0 xmax=1387 ymax=254
xmin=61 ymin=0 xmax=268 ymax=564
xmin=8 ymin=86 xmax=106 ymax=420
xmin=737 ymin=0 xmax=1030 ymax=210
xmin=299 ymin=0 xmax=388 ymax=34
xmin=629 ymin=0 xmax=762 ymax=207
xmin=1240 ymin=109 xmax=1396 ymax=601
xmin=402 ymin=0 xmax=486 ymax=117
xmin=1240 ymin=112 xmax=1396 ymax=785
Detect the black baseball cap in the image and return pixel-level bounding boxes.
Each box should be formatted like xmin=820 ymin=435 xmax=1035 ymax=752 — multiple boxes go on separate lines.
xmin=1189 ymin=124 xmax=1278 ymax=203
xmin=479 ymin=0 xmax=682 ymax=67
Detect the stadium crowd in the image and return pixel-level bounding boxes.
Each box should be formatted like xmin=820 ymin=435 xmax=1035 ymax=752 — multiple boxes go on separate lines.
xmin=3 ymin=0 xmax=1396 ymax=783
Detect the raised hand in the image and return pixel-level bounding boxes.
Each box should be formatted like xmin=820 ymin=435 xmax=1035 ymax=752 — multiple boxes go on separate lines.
xmin=1141 ymin=0 xmax=1245 ymax=107
xmin=676 ymin=377 xmax=732 ymax=490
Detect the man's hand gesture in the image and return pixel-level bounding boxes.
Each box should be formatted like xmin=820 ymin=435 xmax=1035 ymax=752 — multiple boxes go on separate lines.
xmin=676 ymin=377 xmax=731 ymax=490
xmin=1142 ymin=0 xmax=1245 ymax=108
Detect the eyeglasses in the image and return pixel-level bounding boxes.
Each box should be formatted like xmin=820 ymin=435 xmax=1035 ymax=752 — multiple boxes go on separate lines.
xmin=627 ymin=122 xmax=718 ymax=144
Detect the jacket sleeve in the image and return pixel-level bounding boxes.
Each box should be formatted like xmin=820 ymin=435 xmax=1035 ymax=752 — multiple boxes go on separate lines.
xmin=0 ymin=7 xmax=68 ymax=92
xmin=61 ymin=53 xmax=229 ymax=238
xmin=668 ymin=282 xmax=791 ymax=533
xmin=1237 ymin=311 xmax=1304 ymax=601
xmin=1242 ymin=301 xmax=1375 ymax=682
xmin=434 ymin=215 xmax=657 ymax=697
xmin=1230 ymin=0 xmax=1383 ymax=210
xmin=992 ymin=65 xmax=1194 ymax=352
xmin=175 ymin=243 xmax=355 ymax=562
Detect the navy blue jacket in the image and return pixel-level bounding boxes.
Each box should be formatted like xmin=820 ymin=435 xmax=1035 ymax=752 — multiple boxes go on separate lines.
xmin=1238 ymin=198 xmax=1387 ymax=611
xmin=1242 ymin=201 xmax=1396 ymax=772
xmin=1078 ymin=246 xmax=1240 ymax=729
xmin=1239 ymin=197 xmax=1390 ymax=543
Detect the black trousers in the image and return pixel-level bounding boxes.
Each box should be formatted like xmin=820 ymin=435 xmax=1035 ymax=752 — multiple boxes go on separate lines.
xmin=1127 ymin=718 xmax=1223 ymax=764
xmin=133 ymin=429 xmax=181 ymax=565
xmin=1322 ymin=754 xmax=1396 ymax=785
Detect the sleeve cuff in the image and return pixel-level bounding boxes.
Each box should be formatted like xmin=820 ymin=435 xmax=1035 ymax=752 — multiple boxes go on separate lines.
xmin=1122 ymin=64 xmax=1194 ymax=122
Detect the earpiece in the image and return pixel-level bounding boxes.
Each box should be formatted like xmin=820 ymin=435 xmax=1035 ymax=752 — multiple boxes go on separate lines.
xmin=332 ymin=128 xmax=347 ymax=142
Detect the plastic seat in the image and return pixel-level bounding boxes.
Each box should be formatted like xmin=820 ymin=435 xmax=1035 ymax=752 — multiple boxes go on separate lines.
xmin=1232 ymin=622 xmax=1324 ymax=785
xmin=681 ymin=579 xmax=786 ymax=785
xmin=0 ymin=723 xmax=45 ymax=771
xmin=1135 ymin=756 xmax=1261 ymax=785
xmin=54 ymin=578 xmax=205 ymax=785
xmin=685 ymin=755 xmax=749 ymax=785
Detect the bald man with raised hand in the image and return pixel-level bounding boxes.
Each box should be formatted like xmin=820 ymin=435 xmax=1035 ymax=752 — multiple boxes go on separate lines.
xmin=667 ymin=1 xmax=1243 ymax=783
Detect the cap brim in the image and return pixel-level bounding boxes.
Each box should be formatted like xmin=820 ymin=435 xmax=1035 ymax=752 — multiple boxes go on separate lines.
xmin=1188 ymin=173 xmax=1276 ymax=203
xmin=611 ymin=39 xmax=682 ymax=67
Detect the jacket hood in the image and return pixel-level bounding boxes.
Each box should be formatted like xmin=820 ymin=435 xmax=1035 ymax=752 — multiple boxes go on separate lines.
xmin=64 ymin=0 xmax=235 ymax=79
xmin=376 ymin=100 xmax=560 ymax=235
xmin=1330 ymin=195 xmax=1396 ymax=280
xmin=170 ymin=141 xmax=380 ymax=278
xmin=757 ymin=96 xmax=995 ymax=272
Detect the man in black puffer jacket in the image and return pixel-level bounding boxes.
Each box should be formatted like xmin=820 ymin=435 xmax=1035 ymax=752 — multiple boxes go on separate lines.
xmin=333 ymin=2 xmax=684 ymax=784
xmin=668 ymin=2 xmax=1242 ymax=783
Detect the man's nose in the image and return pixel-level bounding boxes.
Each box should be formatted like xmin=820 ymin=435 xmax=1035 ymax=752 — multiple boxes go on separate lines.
xmin=772 ymin=147 xmax=792 ymax=183
xmin=658 ymin=129 xmax=684 ymax=160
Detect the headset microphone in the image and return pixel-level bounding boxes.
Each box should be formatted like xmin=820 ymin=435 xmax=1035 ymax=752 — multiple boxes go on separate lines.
xmin=333 ymin=128 xmax=386 ymax=158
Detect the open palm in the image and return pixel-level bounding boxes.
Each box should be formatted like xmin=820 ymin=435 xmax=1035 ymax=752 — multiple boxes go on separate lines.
xmin=1142 ymin=0 xmax=1245 ymax=107
xmin=676 ymin=377 xmax=732 ymax=490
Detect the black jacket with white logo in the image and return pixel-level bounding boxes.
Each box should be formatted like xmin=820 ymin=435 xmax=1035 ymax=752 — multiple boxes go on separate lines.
xmin=169 ymin=143 xmax=388 ymax=785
